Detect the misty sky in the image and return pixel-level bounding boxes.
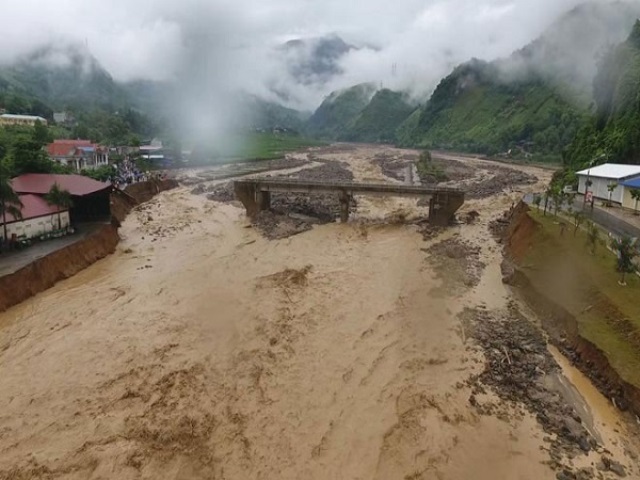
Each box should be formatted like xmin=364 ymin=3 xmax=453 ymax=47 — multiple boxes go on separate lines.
xmin=2 ymin=0 xmax=590 ymax=109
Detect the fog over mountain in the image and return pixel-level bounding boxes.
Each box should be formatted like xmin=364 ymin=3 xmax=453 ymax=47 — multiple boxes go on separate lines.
xmin=3 ymin=0 xmax=594 ymax=106
xmin=3 ymin=0 xmax=638 ymax=148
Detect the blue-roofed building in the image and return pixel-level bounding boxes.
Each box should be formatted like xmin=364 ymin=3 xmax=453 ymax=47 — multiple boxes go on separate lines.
xmin=622 ymin=176 xmax=640 ymax=211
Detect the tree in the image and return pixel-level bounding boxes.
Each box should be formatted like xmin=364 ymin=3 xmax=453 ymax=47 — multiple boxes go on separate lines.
xmin=586 ymin=221 xmax=600 ymax=255
xmin=573 ymin=210 xmax=585 ymax=236
xmin=32 ymin=120 xmax=52 ymax=146
xmin=610 ymin=235 xmax=637 ymax=286
xmin=607 ymin=182 xmax=617 ymax=207
xmin=0 ymin=165 xmax=23 ymax=243
xmin=551 ymin=186 xmax=565 ymax=216
xmin=543 ymin=188 xmax=552 ymax=216
xmin=630 ymin=188 xmax=640 ymax=215
xmin=533 ymin=194 xmax=542 ymax=211
xmin=44 ymin=183 xmax=73 ymax=230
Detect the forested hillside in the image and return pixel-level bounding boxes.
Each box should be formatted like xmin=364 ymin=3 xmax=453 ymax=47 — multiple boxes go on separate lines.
xmin=396 ymin=1 xmax=640 ymax=160
xmin=0 ymin=45 xmax=159 ymax=145
xmin=564 ymin=21 xmax=640 ymax=168
xmin=305 ymin=83 xmax=377 ymax=139
xmin=396 ymin=60 xmax=585 ymax=159
xmin=340 ymin=89 xmax=415 ymax=143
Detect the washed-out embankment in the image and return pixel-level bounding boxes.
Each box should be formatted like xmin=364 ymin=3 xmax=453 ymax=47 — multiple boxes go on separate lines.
xmin=0 ymin=179 xmax=178 ymax=313
xmin=501 ymin=202 xmax=640 ymax=418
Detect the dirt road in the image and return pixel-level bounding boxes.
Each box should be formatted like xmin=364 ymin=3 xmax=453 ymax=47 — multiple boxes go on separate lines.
xmin=0 ymin=145 xmax=637 ymax=479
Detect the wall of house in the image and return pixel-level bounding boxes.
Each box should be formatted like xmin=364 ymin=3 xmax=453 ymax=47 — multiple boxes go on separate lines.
xmin=622 ymin=186 xmax=640 ymax=211
xmin=577 ymin=175 xmax=624 ymax=203
xmin=3 ymin=212 xmax=70 ymax=240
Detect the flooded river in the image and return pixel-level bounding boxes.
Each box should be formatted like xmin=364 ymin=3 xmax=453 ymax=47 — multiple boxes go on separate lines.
xmin=0 ymin=145 xmax=637 ymax=479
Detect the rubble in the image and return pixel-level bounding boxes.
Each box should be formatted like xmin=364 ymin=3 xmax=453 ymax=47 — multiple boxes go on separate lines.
xmin=460 ymin=303 xmax=618 ymax=478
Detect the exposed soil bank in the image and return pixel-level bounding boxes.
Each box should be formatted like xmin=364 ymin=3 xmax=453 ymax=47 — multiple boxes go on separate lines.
xmin=501 ymin=202 xmax=640 ymax=418
xmin=0 ymin=224 xmax=119 ymax=312
xmin=0 ymin=179 xmax=178 ymax=313
xmin=111 ymin=179 xmax=179 ymax=224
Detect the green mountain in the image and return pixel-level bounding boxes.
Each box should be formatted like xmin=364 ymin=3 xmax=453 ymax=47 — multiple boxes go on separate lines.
xmin=564 ymin=21 xmax=640 ymax=167
xmin=306 ymin=83 xmax=377 ymax=138
xmin=397 ymin=1 xmax=640 ymax=159
xmin=341 ymin=89 xmax=415 ymax=143
xmin=238 ymin=94 xmax=311 ymax=132
xmin=397 ymin=59 xmax=586 ymax=157
xmin=0 ymin=44 xmax=128 ymax=112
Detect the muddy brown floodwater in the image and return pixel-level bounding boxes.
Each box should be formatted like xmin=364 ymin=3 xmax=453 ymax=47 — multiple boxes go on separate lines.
xmin=0 ymin=145 xmax=638 ymax=480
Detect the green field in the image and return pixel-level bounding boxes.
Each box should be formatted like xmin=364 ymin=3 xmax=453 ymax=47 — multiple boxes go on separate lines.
xmin=240 ymin=132 xmax=326 ymax=160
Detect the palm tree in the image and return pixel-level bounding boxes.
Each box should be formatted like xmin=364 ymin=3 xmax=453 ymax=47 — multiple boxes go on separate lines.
xmin=610 ymin=235 xmax=637 ymax=286
xmin=44 ymin=183 xmax=73 ymax=230
xmin=630 ymin=188 xmax=640 ymax=215
xmin=607 ymin=182 xmax=617 ymax=207
xmin=0 ymin=171 xmax=23 ymax=244
xmin=586 ymin=221 xmax=599 ymax=255
xmin=572 ymin=211 xmax=584 ymax=236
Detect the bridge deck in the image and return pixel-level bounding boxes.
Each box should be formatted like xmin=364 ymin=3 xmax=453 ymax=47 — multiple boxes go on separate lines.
xmin=235 ymin=178 xmax=464 ymax=198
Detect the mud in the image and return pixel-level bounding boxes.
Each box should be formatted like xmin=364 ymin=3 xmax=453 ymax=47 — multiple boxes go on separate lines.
xmin=201 ymin=159 xmax=356 ymax=239
xmin=462 ymin=304 xmax=597 ymax=471
xmin=426 ymin=236 xmax=485 ymax=288
xmin=0 ymin=225 xmax=119 ymax=313
xmin=0 ymin=145 xmax=638 ymax=480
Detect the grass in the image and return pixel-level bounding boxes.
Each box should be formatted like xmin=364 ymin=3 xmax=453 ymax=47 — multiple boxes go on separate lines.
xmin=526 ymin=209 xmax=640 ymax=386
xmin=238 ymin=132 xmax=326 ymax=161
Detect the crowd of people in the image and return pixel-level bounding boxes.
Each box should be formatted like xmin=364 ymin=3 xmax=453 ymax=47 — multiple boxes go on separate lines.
xmin=109 ymin=159 xmax=148 ymax=189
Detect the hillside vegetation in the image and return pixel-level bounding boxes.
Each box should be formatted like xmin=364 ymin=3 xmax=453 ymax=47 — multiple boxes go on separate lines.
xmin=397 ymin=60 xmax=585 ymax=159
xmin=304 ymin=2 xmax=640 ymax=158
xmin=305 ymin=83 xmax=377 ymax=139
xmin=0 ymin=45 xmax=159 ymax=145
xmin=342 ymin=89 xmax=415 ymax=143
xmin=564 ymin=21 xmax=640 ymax=168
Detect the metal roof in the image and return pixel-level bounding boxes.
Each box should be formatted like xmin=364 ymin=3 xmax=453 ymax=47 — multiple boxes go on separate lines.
xmin=622 ymin=177 xmax=640 ymax=188
xmin=576 ymin=163 xmax=640 ymax=180
xmin=11 ymin=174 xmax=111 ymax=197
xmin=0 ymin=114 xmax=47 ymax=121
xmin=1 ymin=194 xmax=63 ymax=224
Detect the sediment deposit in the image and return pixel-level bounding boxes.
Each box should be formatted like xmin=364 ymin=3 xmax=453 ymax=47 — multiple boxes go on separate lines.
xmin=0 ymin=145 xmax=637 ymax=480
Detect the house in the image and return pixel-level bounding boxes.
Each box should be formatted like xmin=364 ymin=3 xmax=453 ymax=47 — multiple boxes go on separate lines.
xmin=46 ymin=140 xmax=110 ymax=172
xmin=577 ymin=163 xmax=640 ymax=205
xmin=621 ymin=177 xmax=640 ymax=211
xmin=12 ymin=174 xmax=112 ymax=223
xmin=0 ymin=194 xmax=69 ymax=242
xmin=53 ymin=112 xmax=75 ymax=126
xmin=0 ymin=114 xmax=48 ymax=127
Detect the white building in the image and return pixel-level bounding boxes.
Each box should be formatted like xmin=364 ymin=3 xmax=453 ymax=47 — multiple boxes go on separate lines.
xmin=0 ymin=113 xmax=48 ymax=127
xmin=577 ymin=163 xmax=640 ymax=205
xmin=0 ymin=194 xmax=70 ymax=242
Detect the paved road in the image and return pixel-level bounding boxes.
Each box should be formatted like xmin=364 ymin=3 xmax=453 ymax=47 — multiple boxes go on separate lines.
xmin=0 ymin=223 xmax=105 ymax=278
xmin=523 ymin=193 xmax=640 ymax=239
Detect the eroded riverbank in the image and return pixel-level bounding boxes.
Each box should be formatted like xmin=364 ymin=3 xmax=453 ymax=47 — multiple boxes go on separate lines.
xmin=0 ymin=145 xmax=637 ymax=480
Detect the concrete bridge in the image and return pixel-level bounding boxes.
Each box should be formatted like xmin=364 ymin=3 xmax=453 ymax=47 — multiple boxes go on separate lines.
xmin=234 ymin=178 xmax=465 ymax=226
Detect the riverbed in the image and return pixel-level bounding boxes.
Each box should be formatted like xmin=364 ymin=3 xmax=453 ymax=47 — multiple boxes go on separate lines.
xmin=0 ymin=145 xmax=637 ymax=480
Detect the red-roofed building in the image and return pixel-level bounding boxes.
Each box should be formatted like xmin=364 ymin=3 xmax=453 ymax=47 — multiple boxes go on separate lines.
xmin=12 ymin=174 xmax=111 ymax=197
xmin=0 ymin=194 xmax=70 ymax=242
xmin=46 ymin=139 xmax=110 ymax=172
xmin=10 ymin=174 xmax=112 ymax=225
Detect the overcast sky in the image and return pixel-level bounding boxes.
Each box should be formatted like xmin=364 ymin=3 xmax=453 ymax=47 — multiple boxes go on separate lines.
xmin=2 ymin=0 xmax=592 ymax=108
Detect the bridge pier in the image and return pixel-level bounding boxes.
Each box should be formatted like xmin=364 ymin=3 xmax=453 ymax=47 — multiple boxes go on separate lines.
xmin=233 ymin=179 xmax=465 ymax=226
xmin=257 ymin=191 xmax=271 ymax=212
xmin=338 ymin=190 xmax=351 ymax=223
xmin=428 ymin=192 xmax=465 ymax=226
